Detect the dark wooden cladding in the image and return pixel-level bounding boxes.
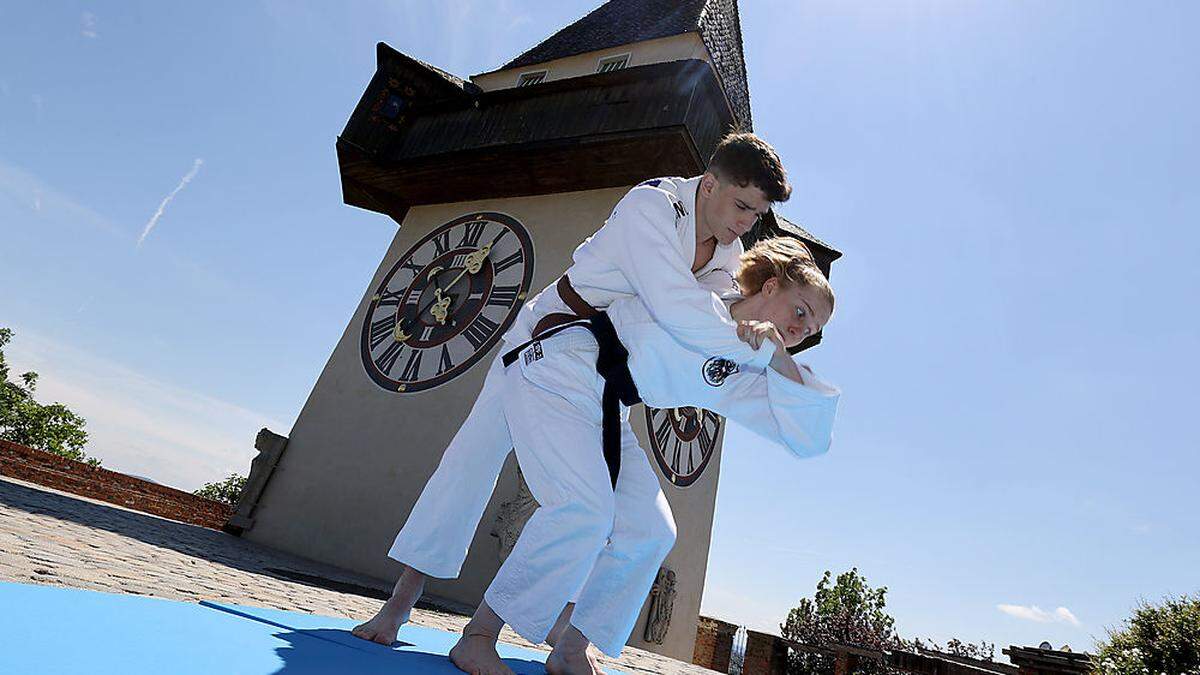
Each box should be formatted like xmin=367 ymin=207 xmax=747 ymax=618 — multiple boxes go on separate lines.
xmin=340 ymin=128 xmax=705 ymax=208
xmin=337 ymin=50 xmax=735 ymax=210
xmin=383 ymin=60 xmax=727 ymax=161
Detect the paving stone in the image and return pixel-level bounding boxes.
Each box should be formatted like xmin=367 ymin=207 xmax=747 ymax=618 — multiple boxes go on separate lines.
xmin=0 ymin=477 xmax=714 ymax=674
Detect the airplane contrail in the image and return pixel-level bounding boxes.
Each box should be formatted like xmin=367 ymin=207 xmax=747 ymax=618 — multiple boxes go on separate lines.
xmin=137 ymin=158 xmax=203 ymax=248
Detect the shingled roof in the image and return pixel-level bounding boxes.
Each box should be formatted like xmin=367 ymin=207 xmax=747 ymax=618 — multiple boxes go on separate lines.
xmin=498 ymin=0 xmax=753 ymax=130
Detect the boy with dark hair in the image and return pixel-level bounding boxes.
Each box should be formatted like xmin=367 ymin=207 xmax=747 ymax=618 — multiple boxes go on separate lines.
xmin=354 ymin=132 xmax=795 ymax=673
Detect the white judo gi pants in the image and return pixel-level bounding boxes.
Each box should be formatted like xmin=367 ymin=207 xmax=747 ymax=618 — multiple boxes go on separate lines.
xmin=388 ymin=329 xmax=677 ymax=657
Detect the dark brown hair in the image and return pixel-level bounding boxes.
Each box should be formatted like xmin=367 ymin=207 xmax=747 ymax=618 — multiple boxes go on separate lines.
xmin=708 ymin=132 xmax=791 ymax=203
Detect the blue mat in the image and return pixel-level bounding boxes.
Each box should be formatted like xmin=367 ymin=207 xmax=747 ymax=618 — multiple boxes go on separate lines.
xmin=0 ymin=581 xmax=610 ymax=674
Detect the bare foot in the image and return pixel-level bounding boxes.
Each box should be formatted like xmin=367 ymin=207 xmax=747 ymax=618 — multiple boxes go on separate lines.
xmin=351 ymin=568 xmax=424 ymax=645
xmin=546 ymin=647 xmax=599 ymax=675
xmin=449 ymin=632 xmax=515 ymax=675
xmin=350 ymin=603 xmax=409 ymax=646
xmin=546 ymin=640 xmax=604 ymax=675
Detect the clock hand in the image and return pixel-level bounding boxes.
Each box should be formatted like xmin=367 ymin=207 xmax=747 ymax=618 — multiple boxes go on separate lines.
xmin=431 ymin=243 xmax=491 ymax=300
xmin=429 ymin=288 xmax=452 ymax=325
xmin=396 ymin=243 xmax=496 ymax=334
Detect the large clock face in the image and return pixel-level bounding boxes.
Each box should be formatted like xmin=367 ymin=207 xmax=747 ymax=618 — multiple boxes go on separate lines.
xmin=645 ymin=406 xmax=722 ymax=488
xmin=361 ymin=212 xmax=535 ymax=393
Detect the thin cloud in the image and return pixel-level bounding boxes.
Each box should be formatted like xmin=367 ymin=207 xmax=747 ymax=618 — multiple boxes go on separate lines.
xmin=4 ymin=327 xmax=289 ymax=491
xmin=997 ymin=604 xmax=1081 ymax=627
xmin=137 ymin=158 xmax=203 ymax=248
xmin=81 ymin=12 xmax=98 ymax=38
xmin=0 ymin=158 xmax=123 ymax=238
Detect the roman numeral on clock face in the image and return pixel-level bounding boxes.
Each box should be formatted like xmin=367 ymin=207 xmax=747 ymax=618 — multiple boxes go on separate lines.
xmin=487 ymin=285 xmax=520 ymax=307
xmin=654 ymin=417 xmax=672 ymax=448
xmin=462 ymin=314 xmax=500 ymax=349
xmin=432 ymin=230 xmax=452 ymax=256
xmin=399 ymin=349 xmax=423 ymax=382
xmin=437 ymin=345 xmax=454 ymax=375
xmin=369 ymin=315 xmax=397 ymax=349
xmin=378 ymin=288 xmax=421 ymax=307
xmin=698 ymin=422 xmax=714 ymax=452
xmin=375 ymin=340 xmax=404 ymax=375
xmin=492 ymin=250 xmax=523 ymax=274
xmin=458 ymin=221 xmax=486 ymax=248
xmin=400 ymin=258 xmax=424 ymax=278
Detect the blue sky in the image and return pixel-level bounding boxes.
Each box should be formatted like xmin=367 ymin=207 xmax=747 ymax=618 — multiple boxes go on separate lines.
xmin=2 ymin=0 xmax=1197 ymax=659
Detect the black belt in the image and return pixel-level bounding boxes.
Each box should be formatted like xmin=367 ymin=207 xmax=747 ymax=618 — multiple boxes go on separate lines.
xmin=502 ymin=312 xmax=641 ymax=489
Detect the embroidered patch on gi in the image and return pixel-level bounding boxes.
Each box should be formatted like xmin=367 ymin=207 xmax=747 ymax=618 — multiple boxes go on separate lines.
xmin=672 ymin=198 xmax=687 ymax=219
xmin=523 ymin=342 xmax=544 ymax=365
xmin=702 ymin=356 xmax=739 ymax=387
xmin=638 ymin=179 xmax=663 ymax=187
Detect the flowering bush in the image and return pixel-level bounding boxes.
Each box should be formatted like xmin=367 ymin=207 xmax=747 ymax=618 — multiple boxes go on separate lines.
xmin=781 ymin=568 xmax=900 ymax=675
xmin=1094 ymin=594 xmax=1200 ymax=675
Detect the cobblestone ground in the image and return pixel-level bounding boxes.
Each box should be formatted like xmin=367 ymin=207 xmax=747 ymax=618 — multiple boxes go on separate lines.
xmin=0 ymin=476 xmax=713 ymax=674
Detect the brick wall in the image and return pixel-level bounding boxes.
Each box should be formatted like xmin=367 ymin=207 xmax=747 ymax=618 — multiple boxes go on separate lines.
xmin=694 ymin=615 xmax=738 ymax=672
xmin=743 ymin=630 xmax=788 ymax=675
xmin=0 ymin=440 xmax=233 ymax=529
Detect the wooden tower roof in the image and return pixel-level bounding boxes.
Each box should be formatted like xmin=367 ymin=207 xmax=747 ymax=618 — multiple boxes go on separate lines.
xmin=492 ymin=0 xmax=753 ymax=130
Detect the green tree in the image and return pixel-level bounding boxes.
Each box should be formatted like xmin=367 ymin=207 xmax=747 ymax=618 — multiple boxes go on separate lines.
xmin=781 ymin=568 xmax=900 ymax=675
xmin=1094 ymin=594 xmax=1200 ymax=675
xmin=0 ymin=328 xmax=99 ymax=466
xmin=194 ymin=473 xmax=247 ymax=506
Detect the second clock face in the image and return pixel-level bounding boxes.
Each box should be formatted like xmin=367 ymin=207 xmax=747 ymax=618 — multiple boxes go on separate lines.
xmin=360 ymin=212 xmax=535 ymax=393
xmin=645 ymin=406 xmax=722 ymax=488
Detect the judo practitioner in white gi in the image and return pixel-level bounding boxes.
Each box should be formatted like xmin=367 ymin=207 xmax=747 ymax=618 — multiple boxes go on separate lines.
xmin=351 ymin=133 xmax=795 ymax=666
xmin=445 ymin=237 xmax=837 ymax=675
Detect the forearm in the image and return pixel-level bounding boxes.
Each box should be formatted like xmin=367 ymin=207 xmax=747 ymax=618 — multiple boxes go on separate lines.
xmin=768 ymin=347 xmax=807 ymax=385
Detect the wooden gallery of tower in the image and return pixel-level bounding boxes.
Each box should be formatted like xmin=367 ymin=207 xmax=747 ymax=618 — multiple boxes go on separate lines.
xmin=233 ymin=0 xmax=841 ymax=661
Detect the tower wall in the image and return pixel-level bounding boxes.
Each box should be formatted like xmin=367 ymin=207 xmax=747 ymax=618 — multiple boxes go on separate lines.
xmin=244 ymin=184 xmax=723 ymax=660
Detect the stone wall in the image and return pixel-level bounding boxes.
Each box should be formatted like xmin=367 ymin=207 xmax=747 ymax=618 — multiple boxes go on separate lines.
xmin=0 ymin=440 xmax=233 ymax=529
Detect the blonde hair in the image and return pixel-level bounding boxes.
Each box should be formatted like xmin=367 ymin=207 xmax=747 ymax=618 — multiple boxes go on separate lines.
xmin=736 ymin=237 xmax=835 ymax=313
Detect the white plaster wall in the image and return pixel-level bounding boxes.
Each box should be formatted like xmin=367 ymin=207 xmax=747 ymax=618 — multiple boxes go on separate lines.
xmin=471 ymin=33 xmax=710 ymax=91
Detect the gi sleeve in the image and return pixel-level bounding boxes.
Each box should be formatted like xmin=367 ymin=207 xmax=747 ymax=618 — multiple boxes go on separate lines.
xmin=708 ymin=363 xmax=841 ymax=459
xmin=600 ymin=187 xmax=774 ymax=369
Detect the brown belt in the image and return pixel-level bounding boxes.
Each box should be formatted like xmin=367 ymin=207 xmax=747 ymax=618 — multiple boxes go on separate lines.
xmin=531 ymin=274 xmax=597 ymax=338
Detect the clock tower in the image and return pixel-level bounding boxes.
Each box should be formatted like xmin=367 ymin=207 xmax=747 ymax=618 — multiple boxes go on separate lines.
xmin=235 ymin=0 xmax=841 ymax=661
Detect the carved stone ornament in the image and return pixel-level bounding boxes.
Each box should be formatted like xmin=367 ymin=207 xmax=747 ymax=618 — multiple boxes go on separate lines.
xmin=643 ymin=566 xmax=677 ymax=644
xmin=490 ymin=465 xmax=539 ymax=562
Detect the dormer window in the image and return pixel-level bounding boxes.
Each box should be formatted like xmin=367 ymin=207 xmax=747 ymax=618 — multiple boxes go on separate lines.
xmin=517 ymin=70 xmax=548 ymax=87
xmin=597 ymin=54 xmax=630 ymax=73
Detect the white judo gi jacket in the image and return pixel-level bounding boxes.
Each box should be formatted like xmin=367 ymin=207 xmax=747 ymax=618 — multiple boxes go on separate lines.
xmin=611 ymin=294 xmax=840 ymax=458
xmin=388 ymin=176 xmax=778 ymax=582
xmin=485 ymin=293 xmax=839 ymax=657
xmin=507 ymin=176 xmax=774 ymax=371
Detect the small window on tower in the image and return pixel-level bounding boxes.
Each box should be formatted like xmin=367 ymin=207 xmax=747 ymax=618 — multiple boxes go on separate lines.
xmin=597 ymin=54 xmax=630 ymax=73
xmin=517 ymin=71 xmax=547 ymax=87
